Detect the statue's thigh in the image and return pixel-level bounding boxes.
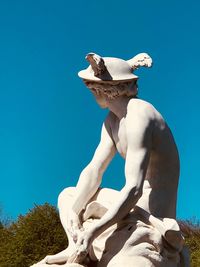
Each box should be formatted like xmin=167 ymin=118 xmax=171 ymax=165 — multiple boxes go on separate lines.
xmin=91 ymin=188 xmax=119 ymax=209
xmin=58 ymin=187 xmax=119 ymax=212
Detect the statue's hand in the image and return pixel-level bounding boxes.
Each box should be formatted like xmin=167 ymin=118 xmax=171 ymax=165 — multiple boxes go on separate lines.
xmin=76 ymin=228 xmax=95 ymax=256
xmin=67 ymin=209 xmax=83 ymax=242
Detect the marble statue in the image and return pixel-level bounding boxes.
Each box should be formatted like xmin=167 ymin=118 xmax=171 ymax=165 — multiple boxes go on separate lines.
xmin=31 ymin=52 xmax=188 ymax=267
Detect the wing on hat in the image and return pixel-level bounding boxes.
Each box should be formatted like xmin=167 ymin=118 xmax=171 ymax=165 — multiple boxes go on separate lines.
xmin=127 ymin=53 xmax=153 ymax=70
xmin=86 ymin=53 xmax=107 ymax=77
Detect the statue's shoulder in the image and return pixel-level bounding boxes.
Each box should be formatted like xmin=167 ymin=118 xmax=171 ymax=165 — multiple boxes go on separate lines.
xmin=127 ymin=98 xmax=156 ymax=118
xmin=127 ymin=99 xmax=167 ymax=131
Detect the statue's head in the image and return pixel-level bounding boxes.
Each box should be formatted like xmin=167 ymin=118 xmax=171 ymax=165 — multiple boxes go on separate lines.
xmin=78 ymin=52 xmax=153 ymax=108
xmin=83 ymin=79 xmax=138 ymax=108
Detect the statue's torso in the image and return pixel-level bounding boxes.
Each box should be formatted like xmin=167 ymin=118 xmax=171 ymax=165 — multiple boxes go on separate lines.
xmin=107 ymin=99 xmax=180 ymax=219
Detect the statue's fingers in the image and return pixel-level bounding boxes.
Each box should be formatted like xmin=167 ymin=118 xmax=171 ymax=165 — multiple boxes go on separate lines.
xmin=76 ymin=234 xmax=84 ymax=248
xmin=72 ymin=221 xmax=83 ymax=234
xmin=67 ymin=221 xmax=76 ymax=237
xmin=72 ymin=232 xmax=78 ymax=242
xmin=73 ymin=223 xmax=80 ymax=231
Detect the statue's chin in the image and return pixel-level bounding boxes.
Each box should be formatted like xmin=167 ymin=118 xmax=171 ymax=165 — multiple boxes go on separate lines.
xmin=96 ymin=100 xmax=108 ymax=109
xmin=99 ymin=104 xmax=108 ymax=109
xmin=99 ymin=104 xmax=107 ymax=109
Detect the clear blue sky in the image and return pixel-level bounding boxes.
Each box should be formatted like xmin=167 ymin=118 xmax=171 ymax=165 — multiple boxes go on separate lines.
xmin=0 ymin=0 xmax=199 ymax=220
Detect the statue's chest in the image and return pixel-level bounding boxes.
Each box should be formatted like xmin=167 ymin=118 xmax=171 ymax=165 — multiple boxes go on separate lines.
xmin=111 ymin=118 xmax=127 ymax=158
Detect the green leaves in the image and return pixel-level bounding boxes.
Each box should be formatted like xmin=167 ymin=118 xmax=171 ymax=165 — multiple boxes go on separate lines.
xmin=0 ymin=203 xmax=68 ymax=267
xmin=179 ymin=219 xmax=200 ymax=267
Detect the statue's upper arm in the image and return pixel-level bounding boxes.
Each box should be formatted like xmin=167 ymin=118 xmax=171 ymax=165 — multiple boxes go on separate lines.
xmin=90 ymin=113 xmax=116 ymax=174
xmin=125 ymin=103 xmax=154 ymax=188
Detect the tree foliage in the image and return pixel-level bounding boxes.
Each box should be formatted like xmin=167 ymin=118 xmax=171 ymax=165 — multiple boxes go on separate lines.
xmin=0 ymin=204 xmax=68 ymax=267
xmin=179 ymin=218 xmax=200 ymax=267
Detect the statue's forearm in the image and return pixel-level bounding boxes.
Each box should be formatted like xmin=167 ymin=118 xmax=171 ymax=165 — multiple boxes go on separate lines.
xmin=72 ymin=164 xmax=102 ymax=214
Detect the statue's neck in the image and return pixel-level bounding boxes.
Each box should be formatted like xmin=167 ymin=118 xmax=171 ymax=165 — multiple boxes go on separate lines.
xmin=107 ymin=96 xmax=136 ymax=119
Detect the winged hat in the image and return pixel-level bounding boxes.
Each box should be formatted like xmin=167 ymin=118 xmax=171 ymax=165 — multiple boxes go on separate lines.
xmin=78 ymin=52 xmax=153 ymax=82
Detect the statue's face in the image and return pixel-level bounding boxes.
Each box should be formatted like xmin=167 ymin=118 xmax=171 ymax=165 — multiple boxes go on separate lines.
xmin=90 ymin=88 xmax=108 ymax=109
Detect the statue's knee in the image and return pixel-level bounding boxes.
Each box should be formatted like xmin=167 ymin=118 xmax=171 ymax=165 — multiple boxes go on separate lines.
xmin=57 ymin=187 xmax=75 ymax=210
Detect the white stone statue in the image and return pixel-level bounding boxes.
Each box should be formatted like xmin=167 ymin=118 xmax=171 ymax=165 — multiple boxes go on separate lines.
xmin=31 ymin=52 xmax=188 ymax=267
